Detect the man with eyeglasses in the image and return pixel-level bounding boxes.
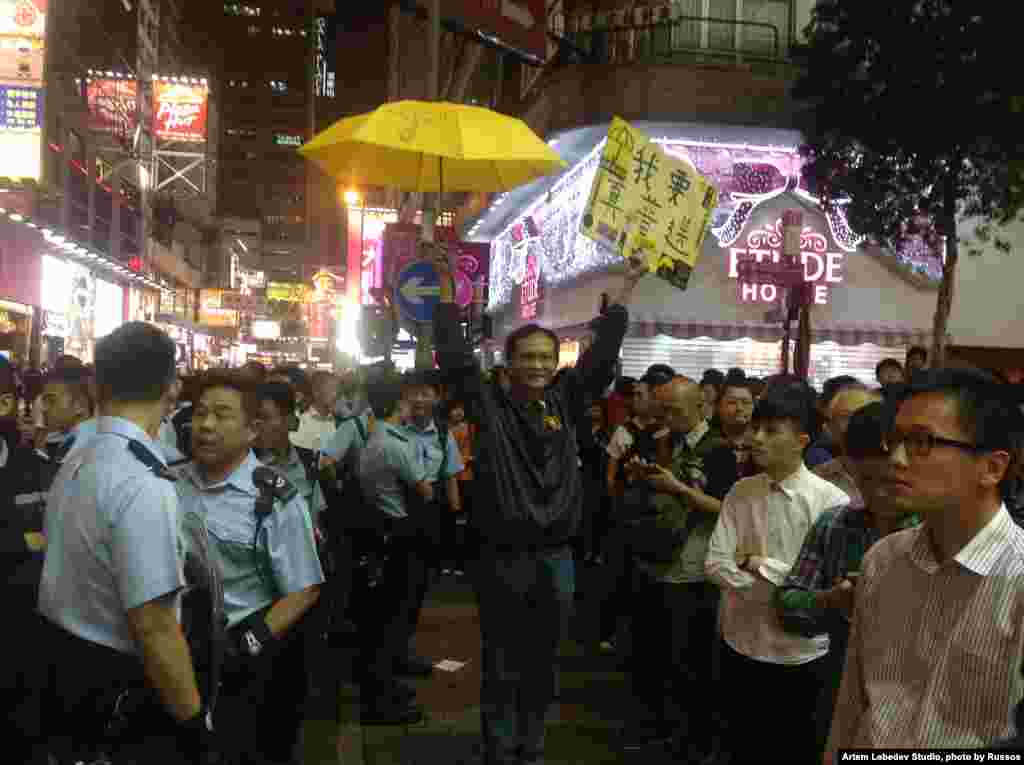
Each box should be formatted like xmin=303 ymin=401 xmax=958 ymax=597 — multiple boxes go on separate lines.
xmin=826 ymin=368 xmax=1024 ymax=759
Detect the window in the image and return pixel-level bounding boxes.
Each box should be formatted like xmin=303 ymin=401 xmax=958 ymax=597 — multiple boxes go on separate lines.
xmin=227 ymin=79 xmax=250 ymax=89
xmin=247 ymin=24 xmax=260 ymax=36
xmin=271 ymin=26 xmax=301 ymax=37
xmin=225 ymin=127 xmax=258 ymax=139
xmin=269 ymin=80 xmax=289 ymax=93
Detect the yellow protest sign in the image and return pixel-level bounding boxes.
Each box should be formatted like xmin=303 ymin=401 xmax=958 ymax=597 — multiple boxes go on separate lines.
xmin=579 ymin=117 xmax=651 ymax=252
xmin=580 ymin=117 xmax=719 ymax=291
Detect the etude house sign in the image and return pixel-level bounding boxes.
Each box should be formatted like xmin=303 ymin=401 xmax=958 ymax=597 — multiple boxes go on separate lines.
xmin=726 ymin=217 xmax=846 ymax=305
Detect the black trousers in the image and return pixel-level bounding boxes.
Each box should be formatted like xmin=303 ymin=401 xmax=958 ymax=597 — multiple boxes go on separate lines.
xmin=718 ymin=639 xmax=827 ymax=765
xmin=361 ymin=520 xmax=431 ymax=704
xmin=629 ymin=577 xmax=720 ymax=742
xmin=217 ymin=619 xmax=309 ymax=765
xmin=34 ymin=617 xmax=190 ymax=765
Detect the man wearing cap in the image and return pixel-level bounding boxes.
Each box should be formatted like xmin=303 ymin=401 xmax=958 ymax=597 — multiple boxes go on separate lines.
xmin=433 ymin=247 xmax=647 ymax=765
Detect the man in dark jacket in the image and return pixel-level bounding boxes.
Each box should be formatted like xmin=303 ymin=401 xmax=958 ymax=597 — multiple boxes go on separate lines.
xmin=433 ymin=247 xmax=647 ymax=765
xmin=0 ymin=359 xmax=49 ymax=763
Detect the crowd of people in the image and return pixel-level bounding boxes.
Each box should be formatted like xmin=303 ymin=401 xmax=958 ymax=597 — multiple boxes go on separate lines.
xmin=3 ymin=251 xmax=1024 ymax=764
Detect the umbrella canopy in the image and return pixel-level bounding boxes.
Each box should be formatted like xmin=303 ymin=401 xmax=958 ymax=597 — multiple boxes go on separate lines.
xmin=298 ymin=100 xmax=566 ymax=193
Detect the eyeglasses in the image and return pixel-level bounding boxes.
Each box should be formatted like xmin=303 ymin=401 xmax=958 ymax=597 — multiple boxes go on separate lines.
xmin=882 ymin=429 xmax=988 ymax=459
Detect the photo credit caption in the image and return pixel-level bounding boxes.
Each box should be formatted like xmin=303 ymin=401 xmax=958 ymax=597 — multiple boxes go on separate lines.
xmin=839 ymin=751 xmax=1022 ymax=762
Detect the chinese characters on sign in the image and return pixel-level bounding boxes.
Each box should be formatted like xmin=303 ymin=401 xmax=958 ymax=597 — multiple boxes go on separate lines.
xmin=727 ymin=218 xmax=846 ymax=305
xmin=580 ymin=117 xmax=719 ymax=292
xmin=520 ymin=252 xmax=542 ymax=320
xmin=0 ymin=85 xmax=40 ymax=130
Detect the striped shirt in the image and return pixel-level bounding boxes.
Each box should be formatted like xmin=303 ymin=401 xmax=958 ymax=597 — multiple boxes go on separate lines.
xmin=827 ymin=505 xmax=1024 ymax=752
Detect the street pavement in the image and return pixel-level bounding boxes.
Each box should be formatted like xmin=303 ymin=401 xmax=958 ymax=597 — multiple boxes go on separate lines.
xmin=299 ymin=562 xmax=688 ymax=764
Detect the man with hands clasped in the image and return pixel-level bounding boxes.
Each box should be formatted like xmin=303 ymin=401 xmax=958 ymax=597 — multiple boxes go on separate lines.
xmin=705 ymin=393 xmax=848 ymax=765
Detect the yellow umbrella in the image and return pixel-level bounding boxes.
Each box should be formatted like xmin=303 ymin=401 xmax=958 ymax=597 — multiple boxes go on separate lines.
xmin=298 ymin=100 xmax=566 ymax=194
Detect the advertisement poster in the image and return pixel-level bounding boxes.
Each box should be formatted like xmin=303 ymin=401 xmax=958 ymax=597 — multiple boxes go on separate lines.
xmin=86 ymin=78 xmax=137 ymax=136
xmin=0 ymin=83 xmax=40 ymax=130
xmin=0 ymin=0 xmax=46 ymax=86
xmin=153 ymin=81 xmax=208 ymax=142
xmin=580 ymin=116 xmax=718 ymax=291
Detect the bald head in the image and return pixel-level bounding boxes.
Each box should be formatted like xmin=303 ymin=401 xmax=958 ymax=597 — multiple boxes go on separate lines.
xmin=654 ymin=376 xmax=705 ymax=434
xmin=827 ymin=386 xmax=884 ymax=454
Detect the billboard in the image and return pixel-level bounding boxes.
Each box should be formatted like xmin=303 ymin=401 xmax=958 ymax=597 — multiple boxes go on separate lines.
xmin=154 ymin=81 xmax=208 ymax=142
xmin=1 ymin=0 xmax=47 ymax=180
xmin=0 ymin=0 xmax=47 ymax=86
xmin=85 ymin=78 xmax=208 ymax=143
xmin=86 ymin=78 xmax=137 ymax=137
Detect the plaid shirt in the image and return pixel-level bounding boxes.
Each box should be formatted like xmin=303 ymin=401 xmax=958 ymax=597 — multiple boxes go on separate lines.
xmin=775 ymin=502 xmax=920 ymax=638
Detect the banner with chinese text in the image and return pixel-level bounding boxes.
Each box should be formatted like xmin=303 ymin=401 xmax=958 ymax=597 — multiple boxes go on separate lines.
xmin=580 ymin=117 xmax=719 ymax=291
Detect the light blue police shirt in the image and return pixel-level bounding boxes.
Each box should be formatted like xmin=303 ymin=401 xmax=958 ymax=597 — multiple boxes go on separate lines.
xmin=175 ymin=451 xmax=325 ymax=629
xmin=257 ymin=447 xmax=327 ymax=526
xmin=402 ymin=419 xmax=464 ymax=483
xmin=320 ymin=412 xmax=373 ymax=463
xmin=358 ymin=423 xmax=426 ymax=520
xmin=38 ymin=416 xmax=185 ymax=654
xmin=64 ymin=417 xmax=100 ymax=455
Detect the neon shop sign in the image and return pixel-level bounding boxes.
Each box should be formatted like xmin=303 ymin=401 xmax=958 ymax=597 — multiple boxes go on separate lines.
xmin=727 ymin=218 xmax=846 ymax=305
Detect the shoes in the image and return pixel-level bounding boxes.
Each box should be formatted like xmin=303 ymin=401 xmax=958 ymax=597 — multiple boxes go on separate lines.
xmin=360 ymin=701 xmax=424 ymax=726
xmin=394 ymin=654 xmax=434 ymax=676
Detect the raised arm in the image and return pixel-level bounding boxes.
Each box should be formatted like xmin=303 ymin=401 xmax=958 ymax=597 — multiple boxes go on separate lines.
xmin=431 ymin=245 xmax=488 ymax=419
xmin=565 ymin=256 xmax=648 ymax=407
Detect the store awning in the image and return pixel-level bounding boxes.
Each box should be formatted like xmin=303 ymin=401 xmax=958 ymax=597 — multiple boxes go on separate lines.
xmin=626 ymin=318 xmax=936 ymax=349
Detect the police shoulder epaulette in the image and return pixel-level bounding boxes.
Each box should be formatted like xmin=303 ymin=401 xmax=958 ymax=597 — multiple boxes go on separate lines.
xmin=127 ymin=440 xmax=178 ymax=482
xmin=252 ymin=466 xmax=299 ymax=505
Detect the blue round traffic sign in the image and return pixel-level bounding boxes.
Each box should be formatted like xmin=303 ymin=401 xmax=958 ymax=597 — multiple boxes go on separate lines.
xmin=395 ymin=261 xmax=441 ymax=323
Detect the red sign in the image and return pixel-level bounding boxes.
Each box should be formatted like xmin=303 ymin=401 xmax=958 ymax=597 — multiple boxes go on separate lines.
xmin=520 ymin=252 xmax=541 ymax=320
xmin=86 ymin=79 xmax=138 ymax=136
xmin=445 ymin=0 xmax=546 ymax=62
xmin=153 ymin=82 xmax=209 ymax=142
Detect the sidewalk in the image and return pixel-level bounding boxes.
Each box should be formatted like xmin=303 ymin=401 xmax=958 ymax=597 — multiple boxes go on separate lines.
xmin=306 ymin=564 xmax=686 ymax=765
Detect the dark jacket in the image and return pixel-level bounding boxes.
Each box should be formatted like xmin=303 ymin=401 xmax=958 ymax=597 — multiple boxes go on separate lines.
xmin=434 ymin=303 xmax=628 ymax=551
xmin=0 ymin=423 xmax=48 ymax=612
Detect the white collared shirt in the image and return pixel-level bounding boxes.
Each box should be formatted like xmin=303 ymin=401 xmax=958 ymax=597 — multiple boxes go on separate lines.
xmin=705 ymin=463 xmax=849 ymax=665
xmin=827 ymin=505 xmax=1024 ymax=752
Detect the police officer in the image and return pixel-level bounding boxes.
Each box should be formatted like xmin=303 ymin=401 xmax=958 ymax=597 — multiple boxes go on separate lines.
xmin=357 ymin=375 xmax=435 ymax=724
xmin=398 ymin=371 xmax=463 ymax=672
xmin=36 ymin=322 xmax=210 ymax=765
xmin=175 ymin=370 xmax=324 ymax=765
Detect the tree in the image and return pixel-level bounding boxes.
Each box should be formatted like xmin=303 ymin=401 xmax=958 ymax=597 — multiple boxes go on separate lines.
xmin=793 ymin=0 xmax=1024 ymax=365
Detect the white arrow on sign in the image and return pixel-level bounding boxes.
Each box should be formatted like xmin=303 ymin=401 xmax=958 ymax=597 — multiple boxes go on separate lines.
xmin=400 ymin=276 xmax=441 ymax=305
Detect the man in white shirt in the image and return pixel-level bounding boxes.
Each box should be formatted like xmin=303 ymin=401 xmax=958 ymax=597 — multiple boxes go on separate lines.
xmin=706 ymin=392 xmax=848 ymax=765
xmin=290 ymin=370 xmax=340 ymax=451
xmin=826 ymin=369 xmax=1024 ymax=758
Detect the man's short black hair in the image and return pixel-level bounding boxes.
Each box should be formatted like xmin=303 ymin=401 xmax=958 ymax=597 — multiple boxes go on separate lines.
xmin=256 ymin=381 xmax=296 ymax=417
xmin=504 ymin=324 xmax=559 ymax=363
xmin=752 ymin=392 xmax=813 ymax=435
xmin=196 ymin=369 xmax=261 ymax=424
xmin=701 ymin=369 xmax=726 ymax=387
xmin=893 ymin=367 xmax=1024 ymax=455
xmin=95 ymin=322 xmax=176 ymax=404
xmin=367 ymin=377 xmax=404 ymax=419
xmin=844 ymin=401 xmax=891 ymax=461
xmin=907 ymin=346 xmax=928 ymax=363
xmin=821 ymin=375 xmax=864 ymax=408
xmin=640 ymin=364 xmax=676 ymax=387
xmin=876 ymin=358 xmax=904 ymax=380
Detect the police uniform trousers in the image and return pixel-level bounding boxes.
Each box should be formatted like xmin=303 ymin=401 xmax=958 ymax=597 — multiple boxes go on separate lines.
xmin=360 ymin=511 xmax=436 ymax=703
xmin=35 ymin=616 xmax=191 ymax=765
xmin=216 ymin=615 xmax=309 ymax=765
xmin=472 ymin=544 xmax=575 ymax=765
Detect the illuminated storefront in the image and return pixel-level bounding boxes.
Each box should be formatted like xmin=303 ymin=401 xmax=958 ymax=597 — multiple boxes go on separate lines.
xmin=478 ymin=122 xmax=943 ymax=388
